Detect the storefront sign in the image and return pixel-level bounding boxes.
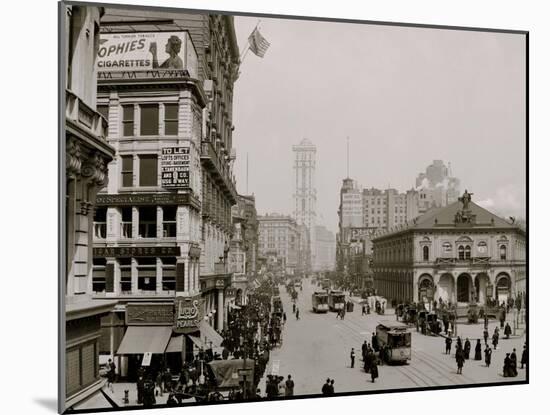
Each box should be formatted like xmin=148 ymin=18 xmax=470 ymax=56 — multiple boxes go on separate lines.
xmin=97 ymin=31 xmax=198 ymax=79
xmin=94 ymin=246 xmax=180 ymax=258
xmin=174 ymin=295 xmax=203 ymax=334
xmin=126 ymin=303 xmax=174 ymax=326
xmin=96 ymin=193 xmax=199 ymax=208
xmin=142 ymin=352 xmax=153 ymax=367
xmin=161 ymin=147 xmax=190 ymax=189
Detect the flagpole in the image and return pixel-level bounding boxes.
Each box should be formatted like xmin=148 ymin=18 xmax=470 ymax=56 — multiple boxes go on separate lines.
xmin=240 ymin=19 xmax=262 ymax=64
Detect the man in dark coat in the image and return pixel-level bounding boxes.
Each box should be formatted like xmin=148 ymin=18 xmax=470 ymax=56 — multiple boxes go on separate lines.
xmin=321 ymin=378 xmax=331 ymax=395
xmin=484 ymin=345 xmax=492 ymax=367
xmin=456 ymin=348 xmax=465 ymax=374
xmin=370 ymin=361 xmax=379 ymax=383
xmin=521 ymin=344 xmax=528 ymax=369
xmin=474 ymin=339 xmax=482 ymax=360
xmin=371 ymin=333 xmax=379 ymax=352
xmin=350 ymin=348 xmax=356 ymax=368
xmin=445 ymin=336 xmax=452 ymax=355
xmin=362 ymin=341 xmax=368 ymax=360
xmin=328 ymin=379 xmax=335 ymax=394
xmin=503 ymin=353 xmax=512 ymax=377
xmin=504 ymin=323 xmax=512 ymax=339
xmin=463 ymin=338 xmax=471 ymax=360
xmin=492 ymin=331 xmax=499 ymax=350
xmin=483 ymin=328 xmax=489 ymax=345
xmin=510 ymin=348 xmax=518 ymax=377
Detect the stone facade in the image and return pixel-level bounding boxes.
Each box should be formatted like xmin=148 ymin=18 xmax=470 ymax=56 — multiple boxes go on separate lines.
xmin=372 ymin=194 xmax=526 ymax=306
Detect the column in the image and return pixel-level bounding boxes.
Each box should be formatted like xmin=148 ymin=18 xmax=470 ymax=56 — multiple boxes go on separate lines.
xmin=217 ymin=288 xmax=224 ymax=330
xmin=131 ymin=257 xmax=138 ymax=294
xmin=132 ymin=206 xmax=139 ymax=239
xmin=157 ymin=206 xmax=163 ymax=238
xmin=156 ymin=258 xmax=163 ymax=293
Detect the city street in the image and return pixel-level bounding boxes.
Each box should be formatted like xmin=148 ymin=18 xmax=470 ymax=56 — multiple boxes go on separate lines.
xmin=262 ymin=278 xmax=526 ymax=396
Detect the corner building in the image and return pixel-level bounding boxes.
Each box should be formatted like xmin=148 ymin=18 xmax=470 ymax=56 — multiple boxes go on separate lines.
xmin=63 ymin=5 xmax=118 ymax=410
xmin=92 ymin=10 xmax=239 ymax=380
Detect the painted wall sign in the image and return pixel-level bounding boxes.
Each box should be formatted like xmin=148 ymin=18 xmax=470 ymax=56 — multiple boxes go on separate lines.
xmin=126 ymin=303 xmax=174 ymax=326
xmin=161 ymin=147 xmax=190 ymax=189
xmin=94 ymin=246 xmax=180 ymax=258
xmin=97 ymin=31 xmax=198 ymax=79
xmin=174 ymin=295 xmax=203 ymax=334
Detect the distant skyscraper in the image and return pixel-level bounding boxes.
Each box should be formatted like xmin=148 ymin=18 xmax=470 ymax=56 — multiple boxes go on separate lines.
xmin=292 ymin=138 xmax=317 ymax=272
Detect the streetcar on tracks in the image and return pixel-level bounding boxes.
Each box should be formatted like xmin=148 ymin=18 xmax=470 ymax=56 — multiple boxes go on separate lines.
xmin=328 ymin=290 xmax=346 ymax=312
xmin=312 ymin=291 xmax=329 ymax=313
xmin=375 ymin=321 xmax=412 ymax=364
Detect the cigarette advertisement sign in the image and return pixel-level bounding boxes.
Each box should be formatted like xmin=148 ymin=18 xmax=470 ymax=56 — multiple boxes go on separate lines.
xmin=97 ymin=31 xmax=198 ymax=79
xmin=161 ymin=147 xmax=190 ymax=189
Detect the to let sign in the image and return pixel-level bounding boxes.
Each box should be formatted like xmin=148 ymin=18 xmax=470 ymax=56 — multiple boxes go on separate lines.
xmin=161 ymin=147 xmax=190 ymax=189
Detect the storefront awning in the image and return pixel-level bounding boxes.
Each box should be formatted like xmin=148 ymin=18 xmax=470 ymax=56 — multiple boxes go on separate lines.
xmin=165 ymin=334 xmax=205 ymax=353
xmin=117 ymin=326 xmax=172 ymax=355
xmin=199 ymin=321 xmax=224 ymax=348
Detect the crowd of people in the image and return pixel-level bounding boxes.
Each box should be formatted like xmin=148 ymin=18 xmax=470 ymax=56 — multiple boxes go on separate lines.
xmin=444 ymin=323 xmax=527 ymax=377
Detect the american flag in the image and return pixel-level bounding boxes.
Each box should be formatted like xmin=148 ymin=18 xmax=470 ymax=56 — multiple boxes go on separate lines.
xmin=248 ymin=27 xmax=270 ymax=58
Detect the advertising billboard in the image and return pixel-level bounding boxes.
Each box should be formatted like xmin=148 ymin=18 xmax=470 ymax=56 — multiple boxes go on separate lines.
xmin=161 ymin=146 xmax=190 ymax=189
xmin=97 ymin=31 xmax=198 ymax=78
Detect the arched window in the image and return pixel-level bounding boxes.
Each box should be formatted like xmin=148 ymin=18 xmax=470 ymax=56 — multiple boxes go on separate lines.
xmin=465 ymin=245 xmax=471 ymax=259
xmin=423 ymin=246 xmax=429 ymax=261
xmin=458 ymin=245 xmax=465 ymax=260
xmin=500 ymin=244 xmax=507 ymax=260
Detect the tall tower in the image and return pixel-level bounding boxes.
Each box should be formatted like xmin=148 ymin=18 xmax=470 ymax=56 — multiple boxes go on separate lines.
xmin=292 ymin=138 xmax=317 ymax=273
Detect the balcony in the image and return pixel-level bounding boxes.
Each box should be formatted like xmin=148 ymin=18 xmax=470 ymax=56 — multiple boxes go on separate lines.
xmin=200 ymin=140 xmax=237 ymax=204
xmin=65 ymin=89 xmax=113 ymax=158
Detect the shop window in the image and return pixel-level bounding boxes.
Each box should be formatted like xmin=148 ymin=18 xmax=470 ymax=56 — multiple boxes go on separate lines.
xmin=500 ymin=244 xmax=507 ymax=260
xmin=140 ymin=104 xmax=159 ymax=136
xmin=163 ymin=206 xmax=177 ymax=237
xmin=139 ymin=155 xmax=158 ymax=187
xmin=162 ymin=257 xmax=176 ymax=291
xmin=119 ymin=258 xmax=131 ymax=293
xmin=121 ymin=155 xmax=133 ymax=187
xmin=164 ymin=103 xmax=179 ymax=135
xmin=93 ymin=207 xmax=107 ymax=239
xmin=122 ymin=104 xmax=134 ymax=137
xmin=137 ymin=257 xmax=156 ymax=291
xmin=423 ymin=246 xmax=429 ymax=261
xmin=138 ymin=207 xmax=157 ymax=238
xmin=92 ymin=257 xmax=106 ymax=293
xmin=120 ymin=207 xmax=132 ymax=238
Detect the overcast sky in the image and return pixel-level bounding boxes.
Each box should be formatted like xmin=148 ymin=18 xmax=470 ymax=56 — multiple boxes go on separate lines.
xmin=231 ymin=16 xmax=526 ymax=233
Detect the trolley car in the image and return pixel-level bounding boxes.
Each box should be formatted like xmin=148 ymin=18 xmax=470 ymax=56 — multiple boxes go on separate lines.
xmin=328 ymin=290 xmax=346 ymax=312
xmin=312 ymin=291 xmax=329 ymax=313
xmin=375 ymin=321 xmax=412 ymax=363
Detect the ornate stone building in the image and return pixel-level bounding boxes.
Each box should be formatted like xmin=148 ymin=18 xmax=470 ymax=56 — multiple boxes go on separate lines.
xmin=89 ymin=9 xmax=240 ymax=382
xmin=372 ymin=192 xmax=526 ymax=306
xmin=63 ymin=4 xmax=118 ymax=411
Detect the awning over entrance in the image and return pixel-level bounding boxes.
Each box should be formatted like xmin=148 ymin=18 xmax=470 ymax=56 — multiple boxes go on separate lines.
xmin=199 ymin=321 xmax=224 ymax=348
xmin=165 ymin=334 xmax=205 ymax=353
xmin=117 ymin=326 xmax=172 ymax=355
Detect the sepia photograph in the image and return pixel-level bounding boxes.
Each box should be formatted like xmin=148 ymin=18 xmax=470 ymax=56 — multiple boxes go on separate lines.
xmin=60 ymin=1 xmax=527 ymax=413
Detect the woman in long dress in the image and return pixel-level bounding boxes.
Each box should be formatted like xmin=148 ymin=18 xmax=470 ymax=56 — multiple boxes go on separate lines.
xmin=474 ymin=339 xmax=482 ymax=360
